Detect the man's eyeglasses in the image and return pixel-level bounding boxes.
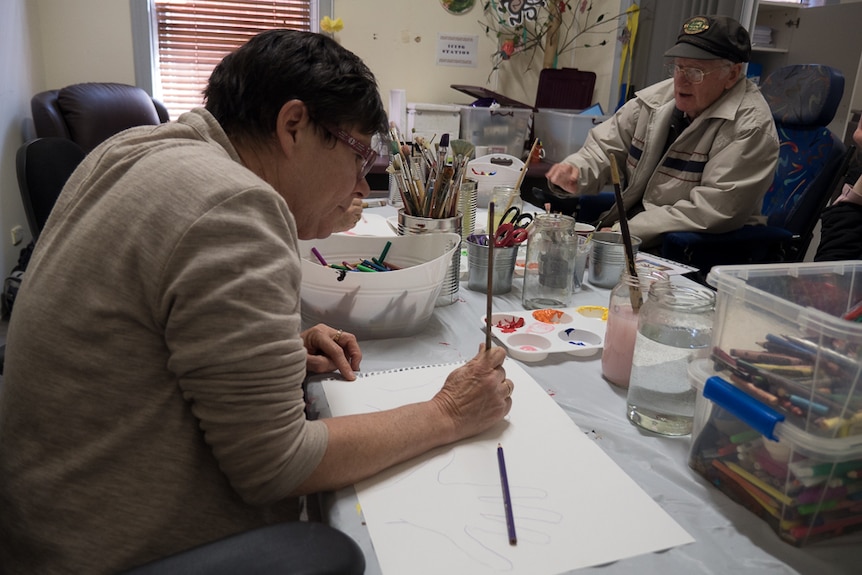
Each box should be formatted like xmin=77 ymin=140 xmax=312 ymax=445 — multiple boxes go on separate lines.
xmin=666 ymin=63 xmax=728 ymax=84
xmin=324 ymin=126 xmax=378 ymax=181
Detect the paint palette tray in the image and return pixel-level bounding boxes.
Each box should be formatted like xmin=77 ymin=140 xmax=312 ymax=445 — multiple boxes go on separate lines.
xmin=482 ymin=306 xmax=608 ymax=362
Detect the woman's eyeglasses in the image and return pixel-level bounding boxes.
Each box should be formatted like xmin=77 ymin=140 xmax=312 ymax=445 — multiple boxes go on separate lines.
xmin=324 ymin=126 xmax=378 ymax=181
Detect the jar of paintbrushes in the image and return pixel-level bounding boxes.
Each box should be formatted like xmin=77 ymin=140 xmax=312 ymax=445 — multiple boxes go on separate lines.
xmin=389 ymin=128 xmax=474 ymax=306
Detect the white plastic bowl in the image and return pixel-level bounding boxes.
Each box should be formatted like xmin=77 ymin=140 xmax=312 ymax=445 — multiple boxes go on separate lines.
xmin=298 ymin=232 xmax=461 ymax=339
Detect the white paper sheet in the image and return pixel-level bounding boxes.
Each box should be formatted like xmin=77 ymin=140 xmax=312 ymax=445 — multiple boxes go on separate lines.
xmin=337 ymin=213 xmax=397 ymax=237
xmin=322 ymin=358 xmax=694 ymax=575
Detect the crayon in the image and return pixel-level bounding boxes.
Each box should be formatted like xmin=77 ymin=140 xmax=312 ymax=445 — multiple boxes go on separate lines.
xmin=735 ymin=377 xmax=779 ymax=406
xmin=782 ymin=335 xmax=860 ymax=373
xmin=789 ymin=459 xmax=862 ymax=478
xmin=796 ymin=484 xmax=848 ymax=505
xmin=730 ymin=349 xmax=808 ymax=366
xmin=730 ymin=429 xmax=761 ymax=444
xmin=723 ymin=460 xmax=794 ymax=506
xmin=752 ymin=446 xmax=789 ymax=479
xmin=789 ymin=513 xmax=862 ymax=539
xmin=750 ymin=363 xmax=814 ymax=377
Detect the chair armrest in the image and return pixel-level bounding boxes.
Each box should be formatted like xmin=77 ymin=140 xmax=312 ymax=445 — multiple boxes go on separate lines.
xmin=661 ymin=226 xmax=794 ymax=271
xmin=119 ymin=521 xmax=364 ymax=575
xmin=31 ymin=90 xmax=70 ymax=140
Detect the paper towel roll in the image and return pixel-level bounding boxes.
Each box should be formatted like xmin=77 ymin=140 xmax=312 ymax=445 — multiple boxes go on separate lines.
xmin=389 ymin=89 xmax=407 ymax=135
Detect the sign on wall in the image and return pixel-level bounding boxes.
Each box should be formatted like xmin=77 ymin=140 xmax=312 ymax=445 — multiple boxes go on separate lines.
xmin=436 ymin=33 xmax=478 ymax=67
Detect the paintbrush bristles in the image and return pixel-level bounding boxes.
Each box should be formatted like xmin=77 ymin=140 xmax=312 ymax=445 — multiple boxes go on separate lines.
xmin=387 ymin=129 xmax=468 ymax=220
xmin=449 ymin=139 xmax=474 ymax=160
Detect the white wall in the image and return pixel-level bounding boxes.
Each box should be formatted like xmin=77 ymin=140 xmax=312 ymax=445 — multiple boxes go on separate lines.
xmin=35 ymin=0 xmax=135 ymax=88
xmin=0 ymin=0 xmax=43 ymax=277
xmin=0 ymin=0 xmax=625 ymax=278
xmin=336 ymin=1 xmax=623 ymax=111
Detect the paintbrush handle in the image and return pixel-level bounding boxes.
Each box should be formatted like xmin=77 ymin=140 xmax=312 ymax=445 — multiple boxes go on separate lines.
xmin=513 ymin=138 xmax=540 ymax=192
xmin=486 ymin=202 xmax=495 ymax=350
xmin=609 ymin=156 xmax=640 ymax=311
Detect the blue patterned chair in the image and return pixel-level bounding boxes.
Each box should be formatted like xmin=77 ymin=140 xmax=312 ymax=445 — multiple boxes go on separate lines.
xmin=661 ymin=64 xmax=849 ymax=279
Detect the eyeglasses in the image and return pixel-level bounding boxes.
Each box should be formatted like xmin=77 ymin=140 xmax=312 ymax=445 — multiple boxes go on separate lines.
xmin=666 ymin=63 xmax=728 ymax=84
xmin=324 ymin=126 xmax=378 ymax=181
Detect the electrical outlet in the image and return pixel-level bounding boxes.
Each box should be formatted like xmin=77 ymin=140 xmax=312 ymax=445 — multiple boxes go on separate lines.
xmin=10 ymin=225 xmax=24 ymax=246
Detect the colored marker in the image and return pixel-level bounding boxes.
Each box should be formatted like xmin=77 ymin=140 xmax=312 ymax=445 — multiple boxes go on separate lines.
xmin=378 ymin=240 xmax=392 ymax=264
xmin=311 ymin=246 xmax=328 ymax=266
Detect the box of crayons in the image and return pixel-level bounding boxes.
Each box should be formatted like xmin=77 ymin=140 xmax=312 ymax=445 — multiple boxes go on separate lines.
xmin=688 ymin=262 xmax=862 ymax=545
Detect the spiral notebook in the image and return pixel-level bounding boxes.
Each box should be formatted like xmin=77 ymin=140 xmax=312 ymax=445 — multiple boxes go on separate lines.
xmin=322 ymin=358 xmax=693 ymax=575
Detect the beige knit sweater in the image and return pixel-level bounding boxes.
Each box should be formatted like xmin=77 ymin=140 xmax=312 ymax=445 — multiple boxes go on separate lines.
xmin=0 ymin=108 xmax=328 ymax=574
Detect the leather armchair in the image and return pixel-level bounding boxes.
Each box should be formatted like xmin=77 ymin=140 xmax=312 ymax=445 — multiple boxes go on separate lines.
xmin=16 ymin=137 xmax=86 ymax=239
xmin=31 ymin=82 xmax=169 ymax=153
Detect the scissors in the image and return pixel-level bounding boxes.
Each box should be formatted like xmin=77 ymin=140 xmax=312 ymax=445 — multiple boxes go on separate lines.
xmin=494 ymin=206 xmax=532 ymax=247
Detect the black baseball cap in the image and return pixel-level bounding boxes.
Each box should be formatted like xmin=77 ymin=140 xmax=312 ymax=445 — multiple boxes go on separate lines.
xmin=664 ymin=15 xmax=751 ymax=63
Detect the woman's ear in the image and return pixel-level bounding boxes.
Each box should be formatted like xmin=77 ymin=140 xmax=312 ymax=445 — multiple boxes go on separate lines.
xmin=275 ymin=99 xmax=309 ymax=152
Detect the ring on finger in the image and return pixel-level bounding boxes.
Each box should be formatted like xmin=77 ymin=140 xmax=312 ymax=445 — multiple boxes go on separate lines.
xmin=333 ymin=329 xmax=343 ymax=343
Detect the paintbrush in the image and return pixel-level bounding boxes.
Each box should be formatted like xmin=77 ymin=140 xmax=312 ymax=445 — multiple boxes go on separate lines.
xmin=435 ymin=133 xmax=450 ymax=178
xmin=609 ymin=155 xmax=641 ymax=311
xmin=486 ymin=201 xmax=495 ymax=350
xmin=449 ymin=138 xmax=475 ymax=163
xmin=512 ymin=138 xmax=540 ymax=195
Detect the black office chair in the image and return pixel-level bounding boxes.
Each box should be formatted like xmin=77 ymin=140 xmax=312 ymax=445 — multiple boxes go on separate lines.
xmin=15 ymin=137 xmax=86 ymax=240
xmin=119 ymin=521 xmax=365 ymax=575
xmin=661 ymin=64 xmax=848 ymax=277
xmin=31 ymin=82 xmax=169 ymax=153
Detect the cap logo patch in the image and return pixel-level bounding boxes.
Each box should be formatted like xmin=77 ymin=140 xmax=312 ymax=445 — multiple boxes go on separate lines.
xmin=683 ymin=16 xmax=710 ymax=35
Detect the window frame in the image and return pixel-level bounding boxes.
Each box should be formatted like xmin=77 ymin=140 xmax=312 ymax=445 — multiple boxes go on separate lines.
xmin=130 ymin=0 xmax=331 ymax=117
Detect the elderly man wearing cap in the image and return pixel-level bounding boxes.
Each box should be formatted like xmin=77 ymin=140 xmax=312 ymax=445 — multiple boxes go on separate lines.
xmin=546 ymin=15 xmax=779 ymax=249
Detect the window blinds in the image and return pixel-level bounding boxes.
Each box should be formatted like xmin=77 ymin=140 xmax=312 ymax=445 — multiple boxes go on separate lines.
xmin=154 ymin=1 xmax=311 ymax=118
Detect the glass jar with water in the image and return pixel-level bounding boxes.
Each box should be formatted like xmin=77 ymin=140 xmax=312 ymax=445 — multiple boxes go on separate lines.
xmin=521 ymin=213 xmax=577 ymax=310
xmin=626 ymin=282 xmax=715 ymax=436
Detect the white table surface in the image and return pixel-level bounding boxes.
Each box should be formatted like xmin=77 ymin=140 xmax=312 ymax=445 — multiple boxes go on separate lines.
xmin=304 ymin=207 xmax=861 ymax=575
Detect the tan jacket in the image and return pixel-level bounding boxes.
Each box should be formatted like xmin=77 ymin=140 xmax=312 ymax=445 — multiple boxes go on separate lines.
xmin=562 ymin=77 xmax=779 ymax=247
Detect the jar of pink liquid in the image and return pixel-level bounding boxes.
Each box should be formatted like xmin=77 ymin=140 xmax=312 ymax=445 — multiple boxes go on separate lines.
xmin=601 ymin=267 xmax=670 ymax=388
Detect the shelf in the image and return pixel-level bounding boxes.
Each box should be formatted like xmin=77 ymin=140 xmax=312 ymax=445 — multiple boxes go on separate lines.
xmin=752 ymin=46 xmax=789 ymax=54
xmin=758 ymin=1 xmax=804 ymax=8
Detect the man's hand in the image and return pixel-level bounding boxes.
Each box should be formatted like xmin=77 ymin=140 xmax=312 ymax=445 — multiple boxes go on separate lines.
xmin=545 ymin=163 xmax=580 ymax=195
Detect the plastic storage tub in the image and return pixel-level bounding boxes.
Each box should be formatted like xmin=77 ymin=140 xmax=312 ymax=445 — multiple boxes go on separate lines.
xmin=407 ymin=103 xmax=461 ymax=143
xmin=533 ymin=109 xmax=609 ymax=163
xmin=688 ymin=261 xmax=862 ymax=545
xmin=459 ymin=106 xmax=531 ymax=157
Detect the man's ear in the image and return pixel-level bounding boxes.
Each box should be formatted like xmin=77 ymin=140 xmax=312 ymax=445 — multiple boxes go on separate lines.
xmin=725 ymin=63 xmax=743 ymax=88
